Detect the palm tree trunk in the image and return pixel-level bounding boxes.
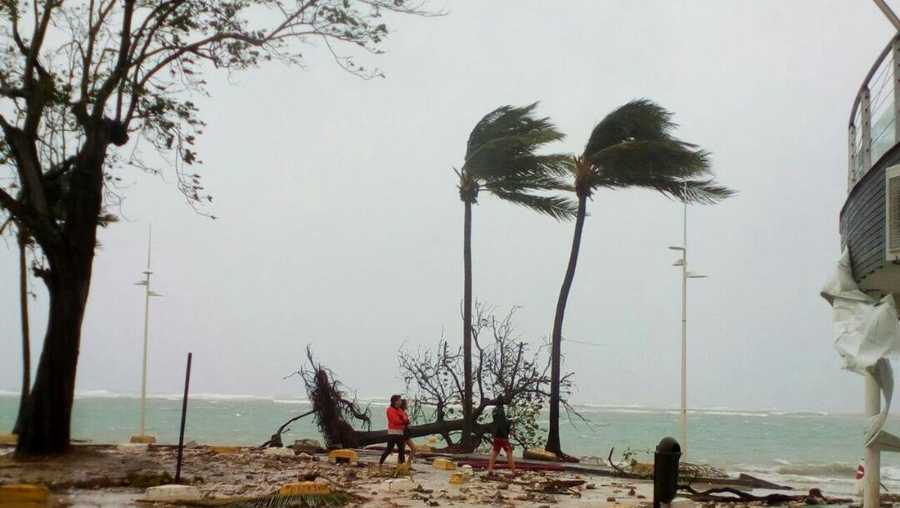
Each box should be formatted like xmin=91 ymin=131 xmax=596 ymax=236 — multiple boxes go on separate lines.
xmin=461 ymin=200 xmax=474 ymax=449
xmin=12 ymin=229 xmax=30 ymax=435
xmin=546 ymin=195 xmax=587 ymax=456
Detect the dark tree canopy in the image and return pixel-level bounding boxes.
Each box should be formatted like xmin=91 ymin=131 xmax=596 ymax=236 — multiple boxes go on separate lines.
xmin=0 ymin=0 xmax=433 ymax=240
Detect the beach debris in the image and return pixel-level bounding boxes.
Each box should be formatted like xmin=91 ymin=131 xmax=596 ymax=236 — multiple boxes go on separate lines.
xmin=525 ymin=479 xmax=585 ymax=497
xmin=0 ymin=483 xmax=48 ymax=506
xmin=449 ymin=472 xmax=469 ymax=485
xmin=280 ymin=481 xmax=333 ymax=495
xmin=524 ymin=448 xmax=560 ymax=462
xmin=211 ymin=446 xmax=242 ymax=455
xmin=263 ymin=446 xmax=296 ymax=457
xmin=129 ymin=435 xmax=157 ymax=444
xmin=678 ymin=485 xmax=853 ymax=505
xmin=606 ymin=496 xmax=616 ymax=502
xmin=116 ymin=443 xmax=149 ymax=453
xmin=432 ymin=458 xmax=457 ymax=470
xmin=259 ymin=410 xmax=317 ymax=449
xmin=383 ymin=478 xmax=418 ymax=491
xmin=143 ymin=484 xmax=203 ymax=503
xmin=293 ymin=439 xmax=325 ymax=454
xmin=327 ymin=449 xmax=358 ymax=465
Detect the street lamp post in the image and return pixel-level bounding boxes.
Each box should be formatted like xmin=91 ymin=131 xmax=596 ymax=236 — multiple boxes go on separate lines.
xmin=668 ymin=199 xmax=706 ymax=458
xmin=131 ymin=226 xmax=162 ymax=444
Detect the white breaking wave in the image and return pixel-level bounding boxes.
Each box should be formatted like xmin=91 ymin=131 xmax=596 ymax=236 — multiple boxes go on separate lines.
xmin=272 ymin=399 xmax=310 ymax=405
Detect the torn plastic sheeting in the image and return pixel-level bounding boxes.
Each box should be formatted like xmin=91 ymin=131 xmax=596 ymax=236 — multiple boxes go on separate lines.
xmin=821 ymin=249 xmax=900 ymax=372
xmin=821 ymin=248 xmax=900 ymax=445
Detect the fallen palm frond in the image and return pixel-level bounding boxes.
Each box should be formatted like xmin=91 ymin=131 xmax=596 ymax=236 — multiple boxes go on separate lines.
xmin=222 ymin=491 xmax=357 ymax=508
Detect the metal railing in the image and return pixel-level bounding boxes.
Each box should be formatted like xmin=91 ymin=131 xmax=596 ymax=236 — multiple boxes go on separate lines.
xmin=848 ymin=35 xmax=900 ymax=191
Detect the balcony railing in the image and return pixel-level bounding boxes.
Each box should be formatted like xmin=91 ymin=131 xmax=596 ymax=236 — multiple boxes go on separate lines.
xmin=849 ymin=35 xmax=900 ymax=191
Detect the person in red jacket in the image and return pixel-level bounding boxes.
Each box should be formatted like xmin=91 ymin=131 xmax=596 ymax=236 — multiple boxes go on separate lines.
xmin=379 ymin=394 xmax=409 ymax=465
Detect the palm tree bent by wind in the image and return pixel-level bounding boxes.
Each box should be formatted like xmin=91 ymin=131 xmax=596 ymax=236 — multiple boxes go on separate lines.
xmin=545 ymin=100 xmax=734 ymax=457
xmin=457 ymin=103 xmax=575 ymax=448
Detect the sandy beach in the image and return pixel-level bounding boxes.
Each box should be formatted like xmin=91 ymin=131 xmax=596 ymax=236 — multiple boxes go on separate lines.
xmin=1 ymin=442 xmax=863 ymax=507
xmin=0 ymin=443 xmax=658 ymax=507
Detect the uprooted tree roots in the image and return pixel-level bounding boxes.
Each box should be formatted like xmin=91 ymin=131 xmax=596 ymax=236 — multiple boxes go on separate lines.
xmin=301 ymin=348 xmax=372 ymax=449
xmin=265 ymin=348 xmax=493 ymax=449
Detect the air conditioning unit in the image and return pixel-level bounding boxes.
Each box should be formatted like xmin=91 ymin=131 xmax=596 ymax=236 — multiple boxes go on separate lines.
xmin=886 ymin=165 xmax=900 ymax=262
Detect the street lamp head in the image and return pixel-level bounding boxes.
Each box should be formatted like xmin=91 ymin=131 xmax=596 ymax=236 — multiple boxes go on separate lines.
xmin=687 ymin=273 xmax=708 ymax=279
xmin=672 ymin=259 xmax=685 ymax=267
xmin=668 ymin=246 xmax=685 ymax=251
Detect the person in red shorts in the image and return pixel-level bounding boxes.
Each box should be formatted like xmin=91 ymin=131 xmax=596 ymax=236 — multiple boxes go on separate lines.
xmin=487 ymin=402 xmax=515 ymax=473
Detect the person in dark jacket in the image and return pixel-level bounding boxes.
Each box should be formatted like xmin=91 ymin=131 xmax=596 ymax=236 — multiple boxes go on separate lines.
xmin=487 ymin=402 xmax=515 ymax=473
xmin=400 ymin=399 xmax=415 ymax=462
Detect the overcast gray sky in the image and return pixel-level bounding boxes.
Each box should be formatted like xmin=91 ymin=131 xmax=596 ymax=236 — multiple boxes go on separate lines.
xmin=0 ymin=1 xmax=891 ymax=413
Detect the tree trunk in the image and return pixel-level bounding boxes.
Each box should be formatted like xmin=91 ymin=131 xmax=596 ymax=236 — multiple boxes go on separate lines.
xmin=545 ymin=195 xmax=587 ymax=456
xmin=16 ymin=146 xmax=103 ymax=456
xmin=12 ymin=230 xmax=31 ymax=435
xmin=461 ymin=200 xmax=474 ymax=449
xmin=353 ymin=418 xmax=490 ymax=447
xmin=15 ymin=253 xmax=93 ymax=455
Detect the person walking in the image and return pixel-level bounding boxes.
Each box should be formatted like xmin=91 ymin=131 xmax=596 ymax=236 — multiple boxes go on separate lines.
xmin=487 ymin=402 xmax=515 ymax=473
xmin=380 ymin=395 xmax=408 ymax=466
xmin=400 ymin=399 xmax=415 ymax=462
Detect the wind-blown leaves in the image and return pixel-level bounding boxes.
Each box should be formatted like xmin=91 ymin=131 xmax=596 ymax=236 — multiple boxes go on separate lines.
xmin=576 ymin=99 xmax=734 ymax=204
xmin=460 ymin=103 xmax=574 ymax=220
xmin=583 ymin=99 xmax=677 ymax=156
xmin=489 ymin=190 xmax=577 ymax=220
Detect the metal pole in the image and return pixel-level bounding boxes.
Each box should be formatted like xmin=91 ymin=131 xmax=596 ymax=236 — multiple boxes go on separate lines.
xmin=680 ymin=199 xmax=688 ymax=458
xmin=864 ymin=372 xmax=881 ymax=508
xmin=175 ymin=352 xmax=193 ymax=483
xmin=873 ymin=0 xmax=900 ymax=31
xmin=139 ymin=226 xmax=152 ymax=437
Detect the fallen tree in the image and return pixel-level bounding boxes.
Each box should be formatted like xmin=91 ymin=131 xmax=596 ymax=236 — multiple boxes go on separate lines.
xmin=263 ymin=349 xmax=492 ymax=449
xmin=265 ymin=306 xmax=575 ymax=452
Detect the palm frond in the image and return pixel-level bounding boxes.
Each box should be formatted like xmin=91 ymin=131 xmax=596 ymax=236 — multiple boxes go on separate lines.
xmin=583 ymin=99 xmax=677 ymax=156
xmin=487 ymin=172 xmax=572 ymax=193
xmin=463 ymin=103 xmax=567 ymax=180
xmin=579 ymin=100 xmax=734 ymax=203
xmin=488 ymin=189 xmax=578 ymax=220
xmin=587 ymin=140 xmax=710 ymax=185
xmin=588 ymin=174 xmax=734 ymax=204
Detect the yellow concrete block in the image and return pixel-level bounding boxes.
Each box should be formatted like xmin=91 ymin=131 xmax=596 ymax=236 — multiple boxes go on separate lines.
xmin=0 ymin=434 xmax=17 ymax=446
xmin=523 ymin=447 xmax=558 ymax=462
xmin=448 ymin=472 xmax=468 ymax=485
xmin=327 ymin=449 xmax=358 ymax=465
xmin=210 ymin=446 xmax=242 ymax=454
xmin=0 ymin=484 xmax=49 ymax=506
xmin=129 ymin=435 xmax=156 ymax=444
xmin=278 ymin=481 xmax=332 ymax=496
xmin=432 ymin=458 xmax=456 ymax=470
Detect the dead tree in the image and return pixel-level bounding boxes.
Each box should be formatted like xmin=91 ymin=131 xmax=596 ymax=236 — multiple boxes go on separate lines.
xmin=399 ymin=303 xmax=578 ymax=451
xmin=266 ymin=308 xmax=575 ymax=452
xmin=266 ymin=348 xmax=491 ymax=449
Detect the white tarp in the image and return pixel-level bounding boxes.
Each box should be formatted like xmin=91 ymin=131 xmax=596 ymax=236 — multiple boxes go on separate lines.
xmin=821 ymin=249 xmax=900 ymax=448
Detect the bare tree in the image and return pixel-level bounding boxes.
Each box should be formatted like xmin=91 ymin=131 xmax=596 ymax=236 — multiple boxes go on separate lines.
xmin=0 ymin=0 xmax=435 ymax=456
xmin=400 ymin=303 xmax=577 ymax=450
